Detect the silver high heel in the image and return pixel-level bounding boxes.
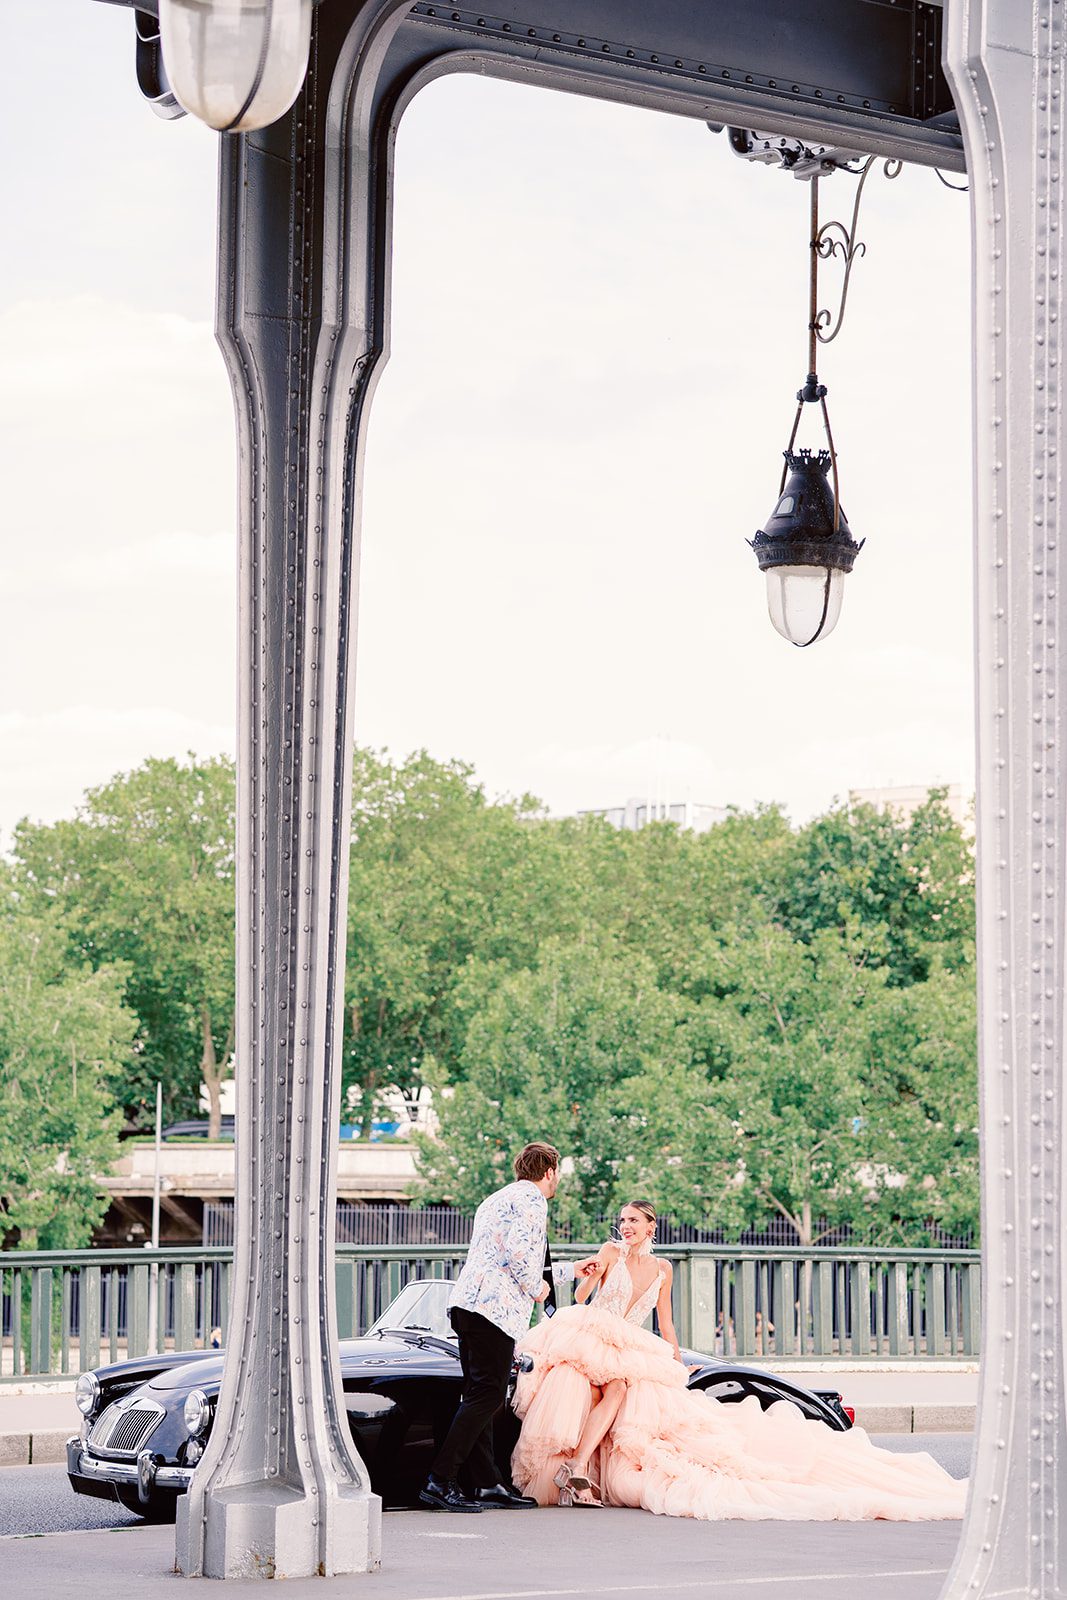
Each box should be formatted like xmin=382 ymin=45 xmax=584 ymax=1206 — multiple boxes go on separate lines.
xmin=554 ymin=1461 xmax=602 ymax=1507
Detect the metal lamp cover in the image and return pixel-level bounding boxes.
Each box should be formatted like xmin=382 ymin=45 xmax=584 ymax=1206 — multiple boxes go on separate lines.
xmin=749 ymin=448 xmax=864 ymax=573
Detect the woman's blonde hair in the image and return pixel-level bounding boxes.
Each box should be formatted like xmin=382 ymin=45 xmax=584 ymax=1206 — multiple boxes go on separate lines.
xmin=621 ymin=1199 xmax=657 ymax=1228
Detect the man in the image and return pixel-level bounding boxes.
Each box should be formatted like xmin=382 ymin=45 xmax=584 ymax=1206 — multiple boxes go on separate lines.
xmin=420 ymin=1141 xmax=597 ymax=1512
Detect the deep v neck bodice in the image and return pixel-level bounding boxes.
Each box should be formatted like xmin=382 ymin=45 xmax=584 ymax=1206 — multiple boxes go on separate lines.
xmin=595 ymin=1254 xmax=661 ymax=1325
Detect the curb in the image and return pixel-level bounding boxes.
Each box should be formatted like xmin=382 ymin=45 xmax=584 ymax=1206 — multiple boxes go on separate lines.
xmin=775 ymin=1360 xmax=979 ymax=1375
xmin=0 ymin=1430 xmax=72 ymax=1467
xmin=0 ymin=1380 xmax=77 ymax=1395
xmin=0 ymin=1408 xmax=977 ymax=1470
xmin=853 ymin=1404 xmax=975 ymax=1434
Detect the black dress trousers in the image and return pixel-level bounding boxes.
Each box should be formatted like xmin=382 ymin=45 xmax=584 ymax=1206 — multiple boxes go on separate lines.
xmin=431 ymin=1306 xmax=516 ymax=1487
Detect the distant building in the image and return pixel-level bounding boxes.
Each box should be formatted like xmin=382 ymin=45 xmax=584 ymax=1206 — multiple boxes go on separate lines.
xmin=848 ymin=782 xmax=969 ymax=829
xmin=578 ymin=797 xmax=727 ymax=834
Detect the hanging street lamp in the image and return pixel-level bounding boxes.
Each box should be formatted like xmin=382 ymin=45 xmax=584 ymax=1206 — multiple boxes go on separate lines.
xmin=748 ymin=163 xmax=886 ymax=647
xmin=753 ymin=440 xmax=861 ymax=648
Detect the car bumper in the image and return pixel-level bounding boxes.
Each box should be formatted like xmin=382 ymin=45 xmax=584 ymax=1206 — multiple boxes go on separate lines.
xmin=66 ymin=1436 xmax=193 ymax=1500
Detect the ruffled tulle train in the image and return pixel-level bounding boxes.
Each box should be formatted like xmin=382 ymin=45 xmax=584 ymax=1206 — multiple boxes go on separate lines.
xmin=511 ymin=1304 xmax=967 ymax=1522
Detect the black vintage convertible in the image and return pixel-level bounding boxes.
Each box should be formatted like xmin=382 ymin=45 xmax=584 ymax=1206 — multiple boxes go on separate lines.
xmin=67 ymin=1279 xmax=853 ymax=1520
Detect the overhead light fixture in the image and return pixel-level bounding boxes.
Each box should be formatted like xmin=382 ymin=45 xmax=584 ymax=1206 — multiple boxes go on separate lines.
xmin=158 ymin=0 xmax=312 ymax=132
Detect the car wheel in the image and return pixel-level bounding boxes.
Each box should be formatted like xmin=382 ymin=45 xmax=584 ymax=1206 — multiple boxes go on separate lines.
xmin=115 ymin=1486 xmax=177 ymax=1523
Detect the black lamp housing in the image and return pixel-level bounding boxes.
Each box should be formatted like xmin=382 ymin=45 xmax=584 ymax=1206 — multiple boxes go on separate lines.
xmin=750 ymin=448 xmax=863 ymax=576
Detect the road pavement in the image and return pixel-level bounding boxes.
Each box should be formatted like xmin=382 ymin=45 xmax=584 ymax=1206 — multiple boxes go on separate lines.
xmin=0 ymin=1435 xmax=971 ymax=1536
xmin=0 ymin=1518 xmax=969 ymax=1600
xmin=0 ymin=1462 xmax=143 ymax=1535
xmin=0 ymin=1447 xmax=973 ymax=1600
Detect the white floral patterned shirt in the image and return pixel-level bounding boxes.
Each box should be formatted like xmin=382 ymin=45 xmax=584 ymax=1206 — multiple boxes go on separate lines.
xmin=447 ymin=1179 xmax=575 ymax=1342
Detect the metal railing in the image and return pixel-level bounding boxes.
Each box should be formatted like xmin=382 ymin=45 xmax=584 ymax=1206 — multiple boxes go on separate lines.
xmin=1 ymin=1243 xmax=980 ymax=1382
xmin=202 ymin=1201 xmax=475 ymax=1247
xmin=200 ymin=1200 xmax=976 ymax=1251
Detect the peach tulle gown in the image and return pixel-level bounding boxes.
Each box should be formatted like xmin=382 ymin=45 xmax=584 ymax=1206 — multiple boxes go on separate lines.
xmin=511 ymin=1255 xmax=967 ymax=1522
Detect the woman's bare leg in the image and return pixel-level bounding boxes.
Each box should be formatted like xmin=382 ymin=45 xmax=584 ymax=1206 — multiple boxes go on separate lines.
xmin=572 ymin=1379 xmax=626 ymax=1478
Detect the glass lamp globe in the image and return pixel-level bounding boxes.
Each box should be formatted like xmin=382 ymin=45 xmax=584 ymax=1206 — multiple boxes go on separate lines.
xmin=765 ymin=564 xmax=845 ymax=647
xmin=159 ymin=0 xmax=312 ymax=132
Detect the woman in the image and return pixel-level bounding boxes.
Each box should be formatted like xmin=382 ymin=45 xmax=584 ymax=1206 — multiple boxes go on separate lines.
xmin=511 ymin=1200 xmax=967 ymax=1521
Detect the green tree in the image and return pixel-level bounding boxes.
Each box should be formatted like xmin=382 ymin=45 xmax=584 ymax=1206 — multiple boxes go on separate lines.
xmin=863 ymin=953 xmax=980 ymax=1240
xmin=406 ymin=788 xmax=979 ymax=1244
xmin=10 ymin=744 xmax=977 ymax=1245
xmin=14 ymin=756 xmax=236 ymax=1134
xmin=777 ymin=791 xmax=975 ymax=985
xmin=0 ymin=873 xmax=134 ymax=1247
xmin=343 ymin=750 xmax=585 ymax=1136
xmin=680 ymin=916 xmax=978 ymax=1244
xmin=414 ymin=939 xmax=738 ymax=1235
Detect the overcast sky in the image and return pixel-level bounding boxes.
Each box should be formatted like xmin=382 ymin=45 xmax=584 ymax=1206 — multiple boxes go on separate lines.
xmin=1 ymin=3 xmax=974 ymax=844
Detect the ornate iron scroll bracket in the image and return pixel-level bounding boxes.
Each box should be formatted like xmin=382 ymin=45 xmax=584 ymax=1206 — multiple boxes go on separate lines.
xmin=812 ymin=155 xmax=901 ymax=346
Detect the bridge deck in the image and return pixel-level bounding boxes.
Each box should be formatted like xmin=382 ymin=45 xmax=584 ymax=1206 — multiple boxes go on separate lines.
xmin=0 ymin=1503 xmax=965 ymax=1599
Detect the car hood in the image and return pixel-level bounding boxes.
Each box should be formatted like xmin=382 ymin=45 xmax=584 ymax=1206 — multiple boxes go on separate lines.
xmin=145 ymin=1331 xmax=458 ymax=1395
xmin=148 ymin=1354 xmax=226 ymax=1393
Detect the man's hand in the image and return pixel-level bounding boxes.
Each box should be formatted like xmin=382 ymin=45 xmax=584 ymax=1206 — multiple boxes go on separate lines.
xmin=533 ymin=1279 xmax=552 ymax=1303
xmin=572 ymin=1256 xmax=600 ymax=1278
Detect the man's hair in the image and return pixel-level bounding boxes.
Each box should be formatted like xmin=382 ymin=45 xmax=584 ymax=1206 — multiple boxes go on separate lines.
xmin=513 ymin=1142 xmax=560 ymax=1183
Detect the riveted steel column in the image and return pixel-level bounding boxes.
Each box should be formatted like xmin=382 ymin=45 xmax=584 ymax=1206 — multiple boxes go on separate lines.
xmin=173 ymin=2 xmax=409 ymax=1578
xmin=942 ymin=3 xmax=1067 ymax=1596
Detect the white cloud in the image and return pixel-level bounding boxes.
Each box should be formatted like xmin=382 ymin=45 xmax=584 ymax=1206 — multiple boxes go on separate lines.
xmin=0 ymin=707 xmax=234 ymax=847
xmin=0 ymin=531 xmax=232 ymax=598
xmin=0 ymin=296 xmax=220 ymax=425
xmin=0 ymin=295 xmax=234 ymax=549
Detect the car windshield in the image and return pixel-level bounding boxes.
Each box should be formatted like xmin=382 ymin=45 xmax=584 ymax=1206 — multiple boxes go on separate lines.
xmin=366 ymin=1279 xmax=456 ymax=1340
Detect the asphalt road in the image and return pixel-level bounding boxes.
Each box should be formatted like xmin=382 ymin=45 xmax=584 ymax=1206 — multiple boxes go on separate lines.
xmin=0 ymin=1436 xmax=971 ymax=1539
xmin=0 ymin=1463 xmax=142 ymax=1536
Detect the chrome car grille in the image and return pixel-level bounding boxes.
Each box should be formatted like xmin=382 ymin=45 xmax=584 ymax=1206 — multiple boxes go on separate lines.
xmin=88 ymin=1400 xmax=165 ymax=1455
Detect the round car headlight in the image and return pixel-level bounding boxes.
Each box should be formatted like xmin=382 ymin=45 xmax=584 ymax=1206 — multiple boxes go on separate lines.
xmin=75 ymin=1372 xmax=100 ymax=1417
xmin=183 ymin=1388 xmax=211 ymax=1438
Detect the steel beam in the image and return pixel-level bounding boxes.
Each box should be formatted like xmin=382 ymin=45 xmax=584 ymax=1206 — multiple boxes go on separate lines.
xmin=940 ymin=4 xmax=1067 ymax=1598
xmin=160 ymin=0 xmax=970 ymax=1580
xmin=172 ymin=1 xmax=418 ymax=1577
xmin=75 ymin=0 xmax=1007 ymax=1582
xmin=105 ymin=0 xmax=965 ymax=166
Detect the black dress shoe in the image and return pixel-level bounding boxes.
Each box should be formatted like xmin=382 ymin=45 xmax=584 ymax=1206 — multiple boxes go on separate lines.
xmin=418 ymin=1475 xmax=483 ymax=1512
xmin=472 ymin=1483 xmax=538 ymax=1509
